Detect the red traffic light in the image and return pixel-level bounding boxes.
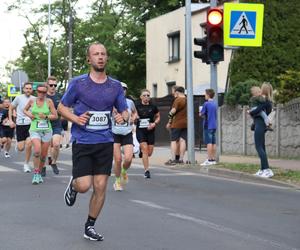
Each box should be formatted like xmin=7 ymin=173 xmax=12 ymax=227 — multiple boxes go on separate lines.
xmin=207 ymin=9 xmax=223 ymax=26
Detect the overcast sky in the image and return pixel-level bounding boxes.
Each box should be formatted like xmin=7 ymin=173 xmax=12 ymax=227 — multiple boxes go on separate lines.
xmin=0 ymin=0 xmax=51 ymax=81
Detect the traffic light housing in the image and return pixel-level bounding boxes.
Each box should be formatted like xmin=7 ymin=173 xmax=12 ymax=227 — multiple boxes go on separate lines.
xmin=193 ymin=36 xmax=208 ymax=63
xmin=207 ymin=8 xmax=224 ymax=63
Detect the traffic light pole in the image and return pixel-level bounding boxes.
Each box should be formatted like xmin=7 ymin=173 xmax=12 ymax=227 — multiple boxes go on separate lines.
xmin=210 ymin=0 xmax=219 ymax=162
xmin=185 ymin=0 xmax=195 ymax=164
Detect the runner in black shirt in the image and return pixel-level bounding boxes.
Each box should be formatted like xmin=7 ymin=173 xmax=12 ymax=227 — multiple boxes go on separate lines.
xmin=135 ymin=89 xmax=160 ymax=178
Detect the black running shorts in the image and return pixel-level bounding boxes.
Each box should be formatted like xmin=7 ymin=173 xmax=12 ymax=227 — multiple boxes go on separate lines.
xmin=136 ymin=128 xmax=155 ymax=145
xmin=113 ymin=132 xmax=133 ymax=146
xmin=170 ymin=128 xmax=187 ymax=141
xmin=16 ymin=125 xmax=31 ymax=142
xmin=72 ymin=142 xmax=113 ymax=179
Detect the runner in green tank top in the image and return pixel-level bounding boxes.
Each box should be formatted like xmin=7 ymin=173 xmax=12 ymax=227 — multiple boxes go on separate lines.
xmin=24 ymin=84 xmax=58 ymax=185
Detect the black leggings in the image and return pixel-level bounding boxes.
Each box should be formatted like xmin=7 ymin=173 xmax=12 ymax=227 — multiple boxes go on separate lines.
xmin=254 ymin=118 xmax=269 ymax=170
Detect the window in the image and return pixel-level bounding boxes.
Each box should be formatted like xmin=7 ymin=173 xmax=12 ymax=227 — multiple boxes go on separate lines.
xmin=166 ymin=81 xmax=176 ymax=95
xmin=168 ymin=31 xmax=180 ymax=63
xmin=152 ymin=83 xmax=158 ymax=98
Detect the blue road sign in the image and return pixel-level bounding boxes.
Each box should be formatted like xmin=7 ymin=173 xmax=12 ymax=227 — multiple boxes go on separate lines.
xmin=230 ymin=11 xmax=256 ymax=39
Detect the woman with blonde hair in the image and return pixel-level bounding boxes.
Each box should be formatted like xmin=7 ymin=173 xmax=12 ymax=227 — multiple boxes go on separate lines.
xmin=249 ymin=82 xmax=274 ymax=178
xmin=24 ymin=84 xmax=58 ymax=184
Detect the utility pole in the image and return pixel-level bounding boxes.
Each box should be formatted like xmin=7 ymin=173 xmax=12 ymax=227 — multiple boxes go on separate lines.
xmin=185 ymin=0 xmax=195 ymax=164
xmin=48 ymin=0 xmax=51 ymax=77
xmin=68 ymin=7 xmax=73 ymax=82
xmin=210 ymin=0 xmax=220 ymax=162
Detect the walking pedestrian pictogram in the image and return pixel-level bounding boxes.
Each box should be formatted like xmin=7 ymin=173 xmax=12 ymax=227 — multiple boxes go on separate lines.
xmin=230 ymin=11 xmax=256 ymax=39
xmin=224 ymin=3 xmax=264 ymax=47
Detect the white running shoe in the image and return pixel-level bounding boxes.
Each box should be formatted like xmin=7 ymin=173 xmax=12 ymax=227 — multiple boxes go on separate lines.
xmin=23 ymin=164 xmax=31 ymax=173
xmin=4 ymin=152 xmax=11 ymax=158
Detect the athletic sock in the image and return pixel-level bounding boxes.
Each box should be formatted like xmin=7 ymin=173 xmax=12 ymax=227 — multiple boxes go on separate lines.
xmin=85 ymin=215 xmax=97 ymax=227
xmin=115 ymin=176 xmax=121 ymax=183
xmin=175 ymin=155 xmax=180 ymax=161
xmin=121 ymin=167 xmax=127 ymax=175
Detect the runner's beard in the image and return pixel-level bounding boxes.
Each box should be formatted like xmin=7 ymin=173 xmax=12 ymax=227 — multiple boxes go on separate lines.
xmin=92 ymin=64 xmax=105 ymax=72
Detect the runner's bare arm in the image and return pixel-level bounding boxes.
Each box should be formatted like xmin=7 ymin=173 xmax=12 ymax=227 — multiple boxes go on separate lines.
xmin=23 ymin=100 xmax=35 ymax=120
xmin=47 ymin=99 xmax=58 ymax=121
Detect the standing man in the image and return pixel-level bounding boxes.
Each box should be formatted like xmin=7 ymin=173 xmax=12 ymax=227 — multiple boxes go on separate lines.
xmin=112 ymin=82 xmax=137 ymax=191
xmin=166 ymin=86 xmax=187 ymax=164
xmin=136 ymin=89 xmax=160 ymax=178
xmin=58 ymin=42 xmax=128 ymax=241
xmin=9 ymin=82 xmax=35 ymax=172
xmin=200 ymin=89 xmax=217 ymax=166
xmin=42 ymin=76 xmax=62 ymax=176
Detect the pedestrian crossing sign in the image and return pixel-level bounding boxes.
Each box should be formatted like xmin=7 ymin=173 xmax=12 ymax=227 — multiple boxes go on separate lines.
xmin=224 ymin=3 xmax=264 ymax=47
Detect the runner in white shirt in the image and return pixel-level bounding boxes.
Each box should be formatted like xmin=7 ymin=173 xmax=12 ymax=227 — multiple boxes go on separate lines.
xmin=9 ymin=82 xmax=35 ymax=173
xmin=111 ymin=82 xmax=137 ymax=191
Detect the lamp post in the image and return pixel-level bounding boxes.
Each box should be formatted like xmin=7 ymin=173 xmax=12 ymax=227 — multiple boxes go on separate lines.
xmin=48 ymin=0 xmax=51 ymax=77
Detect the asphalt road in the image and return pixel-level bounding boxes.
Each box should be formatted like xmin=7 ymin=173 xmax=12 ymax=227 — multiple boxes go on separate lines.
xmin=0 ymin=148 xmax=299 ymax=250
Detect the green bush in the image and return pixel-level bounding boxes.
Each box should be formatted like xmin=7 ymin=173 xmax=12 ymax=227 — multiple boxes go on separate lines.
xmin=225 ymin=79 xmax=260 ymax=106
xmin=275 ymin=70 xmax=300 ymax=104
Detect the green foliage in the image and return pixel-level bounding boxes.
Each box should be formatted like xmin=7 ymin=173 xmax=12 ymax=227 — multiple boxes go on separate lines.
xmin=229 ymin=0 xmax=300 ymax=89
xmin=225 ymin=79 xmax=260 ymax=106
xmin=275 ymin=70 xmax=300 ymax=104
xmin=7 ymin=0 xmax=183 ymax=97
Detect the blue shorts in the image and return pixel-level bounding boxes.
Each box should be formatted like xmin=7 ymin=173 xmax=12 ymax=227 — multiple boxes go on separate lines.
xmin=204 ymin=128 xmax=216 ymax=144
xmin=52 ymin=126 xmax=62 ymax=135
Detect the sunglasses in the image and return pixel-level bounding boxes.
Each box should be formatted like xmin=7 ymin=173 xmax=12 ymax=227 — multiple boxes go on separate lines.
xmin=37 ymin=90 xmax=47 ymax=94
xmin=49 ymin=84 xmax=57 ymax=88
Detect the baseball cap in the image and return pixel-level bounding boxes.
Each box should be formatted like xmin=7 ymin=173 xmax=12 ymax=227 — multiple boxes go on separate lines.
xmin=121 ymin=82 xmax=128 ymax=89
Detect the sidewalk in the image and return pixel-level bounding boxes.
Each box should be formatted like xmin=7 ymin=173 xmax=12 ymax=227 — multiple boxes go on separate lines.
xmin=140 ymin=146 xmax=300 ymax=171
xmin=131 ymin=146 xmax=300 ymax=188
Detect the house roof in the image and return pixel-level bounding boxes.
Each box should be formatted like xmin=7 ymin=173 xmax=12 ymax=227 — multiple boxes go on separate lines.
xmin=191 ymin=3 xmax=210 ymax=14
xmin=193 ymin=83 xmax=225 ymax=95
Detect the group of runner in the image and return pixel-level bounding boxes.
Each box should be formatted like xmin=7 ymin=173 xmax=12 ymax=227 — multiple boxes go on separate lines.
xmin=0 ymin=78 xmax=70 ymax=184
xmin=1 ymin=42 xmax=163 ymax=242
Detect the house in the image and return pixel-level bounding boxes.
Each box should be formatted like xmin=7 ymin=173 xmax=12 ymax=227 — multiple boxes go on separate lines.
xmin=146 ymin=3 xmax=233 ymax=97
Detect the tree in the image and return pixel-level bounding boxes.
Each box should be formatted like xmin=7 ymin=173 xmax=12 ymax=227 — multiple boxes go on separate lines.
xmin=275 ymin=70 xmax=300 ymax=104
xmin=229 ymin=0 xmax=300 ymax=89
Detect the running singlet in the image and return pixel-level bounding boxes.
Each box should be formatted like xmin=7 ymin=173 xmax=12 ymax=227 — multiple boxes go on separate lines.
xmin=112 ymin=98 xmax=135 ymax=136
xmin=30 ymin=100 xmax=52 ymax=132
xmin=136 ymin=102 xmax=159 ymax=129
xmin=61 ymin=74 xmax=128 ymax=144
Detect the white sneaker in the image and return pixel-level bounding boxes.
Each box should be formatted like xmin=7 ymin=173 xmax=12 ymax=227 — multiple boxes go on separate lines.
xmin=200 ymin=159 xmax=210 ymax=166
xmin=200 ymin=159 xmax=216 ymax=166
xmin=23 ymin=164 xmax=31 ymax=173
xmin=254 ymin=169 xmax=263 ymax=176
xmin=260 ymin=169 xmax=274 ymax=178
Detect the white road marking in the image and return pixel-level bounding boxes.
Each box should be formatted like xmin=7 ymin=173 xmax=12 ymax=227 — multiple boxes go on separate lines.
xmin=130 ymin=199 xmax=172 ymax=211
xmin=0 ymin=165 xmax=18 ymax=172
xmin=168 ymin=213 xmax=298 ymax=250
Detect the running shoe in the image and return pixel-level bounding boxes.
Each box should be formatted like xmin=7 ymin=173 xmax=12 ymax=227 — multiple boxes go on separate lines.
xmin=23 ymin=164 xmax=31 ymax=173
xmin=144 ymin=170 xmax=151 ymax=179
xmin=38 ymin=174 xmax=44 ymax=183
xmin=32 ymin=174 xmax=39 ymax=185
xmin=164 ymin=159 xmax=178 ymax=166
xmin=4 ymin=152 xmax=10 ymax=158
xmin=121 ymin=170 xmax=128 ymax=185
xmin=51 ymin=164 xmax=59 ymax=175
xmin=84 ymin=226 xmax=104 ymax=241
xmin=64 ymin=177 xmax=78 ymax=206
xmin=41 ymin=167 xmax=46 ymax=177
xmin=113 ymin=181 xmax=123 ymax=191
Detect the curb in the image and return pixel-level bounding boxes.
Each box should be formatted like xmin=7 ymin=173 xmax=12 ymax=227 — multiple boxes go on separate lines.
xmin=160 ymin=163 xmax=300 ymax=189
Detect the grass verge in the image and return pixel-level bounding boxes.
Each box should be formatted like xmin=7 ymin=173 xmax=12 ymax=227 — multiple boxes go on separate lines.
xmin=217 ymin=163 xmax=300 ymax=186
